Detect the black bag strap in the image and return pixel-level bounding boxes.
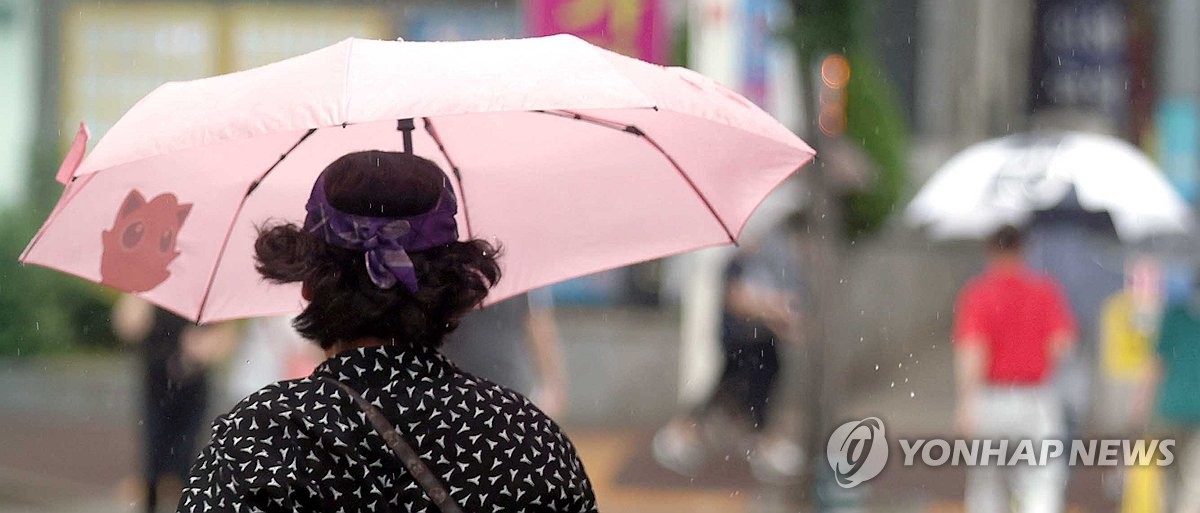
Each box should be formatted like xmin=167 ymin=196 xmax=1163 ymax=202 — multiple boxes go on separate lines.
xmin=321 ymin=377 xmax=465 ymax=513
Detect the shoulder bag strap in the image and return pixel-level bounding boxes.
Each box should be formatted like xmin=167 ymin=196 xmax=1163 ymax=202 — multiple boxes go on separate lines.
xmin=321 ymin=377 xmax=465 ymax=513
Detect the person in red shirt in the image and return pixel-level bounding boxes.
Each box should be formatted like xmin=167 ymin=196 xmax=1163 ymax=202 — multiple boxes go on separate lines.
xmin=953 ymin=225 xmax=1076 ymax=513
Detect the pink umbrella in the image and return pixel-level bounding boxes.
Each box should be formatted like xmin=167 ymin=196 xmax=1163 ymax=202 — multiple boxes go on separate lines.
xmin=21 ymin=35 xmax=814 ymax=323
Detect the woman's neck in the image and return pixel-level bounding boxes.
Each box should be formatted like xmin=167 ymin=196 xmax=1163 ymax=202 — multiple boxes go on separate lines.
xmin=324 ymin=337 xmax=391 ymax=358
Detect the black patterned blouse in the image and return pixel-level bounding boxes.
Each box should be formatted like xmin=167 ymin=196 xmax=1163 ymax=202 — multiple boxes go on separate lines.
xmin=177 ymin=344 xmax=598 ymax=513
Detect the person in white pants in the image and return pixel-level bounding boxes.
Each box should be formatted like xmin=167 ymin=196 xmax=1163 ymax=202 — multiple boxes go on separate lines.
xmin=966 ymin=386 xmax=1068 ymax=513
xmin=953 ymin=226 xmax=1077 ymax=513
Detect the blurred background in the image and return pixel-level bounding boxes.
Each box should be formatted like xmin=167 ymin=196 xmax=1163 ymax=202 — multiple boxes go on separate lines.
xmin=0 ymin=0 xmax=1194 ymax=512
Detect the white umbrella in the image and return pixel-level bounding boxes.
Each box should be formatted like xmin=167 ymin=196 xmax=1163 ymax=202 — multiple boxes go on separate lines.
xmin=905 ymin=131 xmax=1191 ymax=241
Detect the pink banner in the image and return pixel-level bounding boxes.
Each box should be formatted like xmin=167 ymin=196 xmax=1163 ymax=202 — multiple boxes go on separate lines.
xmin=525 ymin=0 xmax=666 ymax=64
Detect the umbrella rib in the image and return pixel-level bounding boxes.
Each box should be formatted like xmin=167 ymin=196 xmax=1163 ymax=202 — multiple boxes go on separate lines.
xmin=422 ymin=118 xmax=473 ymax=239
xmin=247 ymin=128 xmax=318 ymax=195
xmin=195 ymin=128 xmax=318 ymax=322
xmin=535 ymin=109 xmax=637 ymax=133
xmin=635 ymin=128 xmax=736 ymax=243
xmin=19 ymin=173 xmax=99 ymax=263
xmin=535 ymin=110 xmax=736 ymax=243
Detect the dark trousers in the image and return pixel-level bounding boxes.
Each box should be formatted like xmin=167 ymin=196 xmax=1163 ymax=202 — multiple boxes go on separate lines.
xmin=698 ymin=339 xmax=781 ymax=431
xmin=143 ymin=376 xmax=207 ymax=513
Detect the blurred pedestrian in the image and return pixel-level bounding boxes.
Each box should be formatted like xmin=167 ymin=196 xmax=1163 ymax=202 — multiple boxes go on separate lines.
xmin=440 ymin=290 xmax=568 ymax=417
xmin=1099 ymin=281 xmax=1158 ymax=431
xmin=113 ymin=295 xmax=236 ymax=513
xmin=1026 ymin=190 xmax=1124 ymax=438
xmin=1134 ymin=273 xmax=1200 ymax=513
xmin=652 ymin=212 xmax=807 ymax=481
xmin=954 ymin=225 xmax=1076 ymax=513
xmin=176 ymin=151 xmax=596 ymax=512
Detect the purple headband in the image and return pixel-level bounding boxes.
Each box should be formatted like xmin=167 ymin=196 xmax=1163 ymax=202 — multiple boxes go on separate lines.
xmin=303 ymin=173 xmax=459 ymax=292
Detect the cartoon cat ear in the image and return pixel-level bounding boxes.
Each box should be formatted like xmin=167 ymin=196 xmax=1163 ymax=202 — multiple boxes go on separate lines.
xmin=118 ymin=190 xmax=147 ymax=217
xmin=177 ymin=203 xmax=193 ymax=224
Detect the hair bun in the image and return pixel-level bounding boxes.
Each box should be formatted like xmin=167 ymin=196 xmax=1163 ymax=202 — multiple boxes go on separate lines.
xmin=254 ymin=223 xmax=324 ymax=283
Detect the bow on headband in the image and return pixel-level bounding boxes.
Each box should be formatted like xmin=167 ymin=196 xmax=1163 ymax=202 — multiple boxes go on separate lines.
xmin=303 ymin=174 xmax=459 ymax=292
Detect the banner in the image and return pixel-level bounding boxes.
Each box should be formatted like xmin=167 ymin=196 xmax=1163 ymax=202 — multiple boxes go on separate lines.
xmin=1157 ymin=98 xmax=1199 ymax=202
xmin=1029 ymin=0 xmax=1129 ymax=123
xmin=740 ymin=0 xmax=774 ymax=107
xmin=740 ymin=0 xmax=799 ymax=129
xmin=524 ymin=0 xmax=665 ymax=64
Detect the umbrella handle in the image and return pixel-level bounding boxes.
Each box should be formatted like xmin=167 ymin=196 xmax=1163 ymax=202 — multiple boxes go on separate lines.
xmin=397 ymin=118 xmax=415 ymax=153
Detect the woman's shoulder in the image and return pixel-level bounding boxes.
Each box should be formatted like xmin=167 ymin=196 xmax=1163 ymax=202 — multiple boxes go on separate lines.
xmin=211 ymin=376 xmax=328 ymax=439
xmin=442 ymin=369 xmax=593 ymax=492
xmin=448 ymin=369 xmax=579 ymax=449
xmin=447 ymin=369 xmax=544 ymax=418
xmin=231 ymin=376 xmax=324 ymax=409
xmin=192 ymin=377 xmax=335 ymax=499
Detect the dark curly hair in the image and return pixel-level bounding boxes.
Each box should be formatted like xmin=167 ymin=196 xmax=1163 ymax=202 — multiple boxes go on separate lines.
xmin=254 ymin=151 xmax=501 ymax=349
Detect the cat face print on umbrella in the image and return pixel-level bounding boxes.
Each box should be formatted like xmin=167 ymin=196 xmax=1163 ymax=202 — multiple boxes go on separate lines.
xmin=100 ymin=190 xmax=192 ymax=292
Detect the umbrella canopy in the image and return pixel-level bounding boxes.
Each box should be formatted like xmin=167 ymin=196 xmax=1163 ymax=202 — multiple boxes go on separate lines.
xmin=905 ymin=131 xmax=1190 ymax=241
xmin=21 ymin=35 xmax=813 ymax=323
